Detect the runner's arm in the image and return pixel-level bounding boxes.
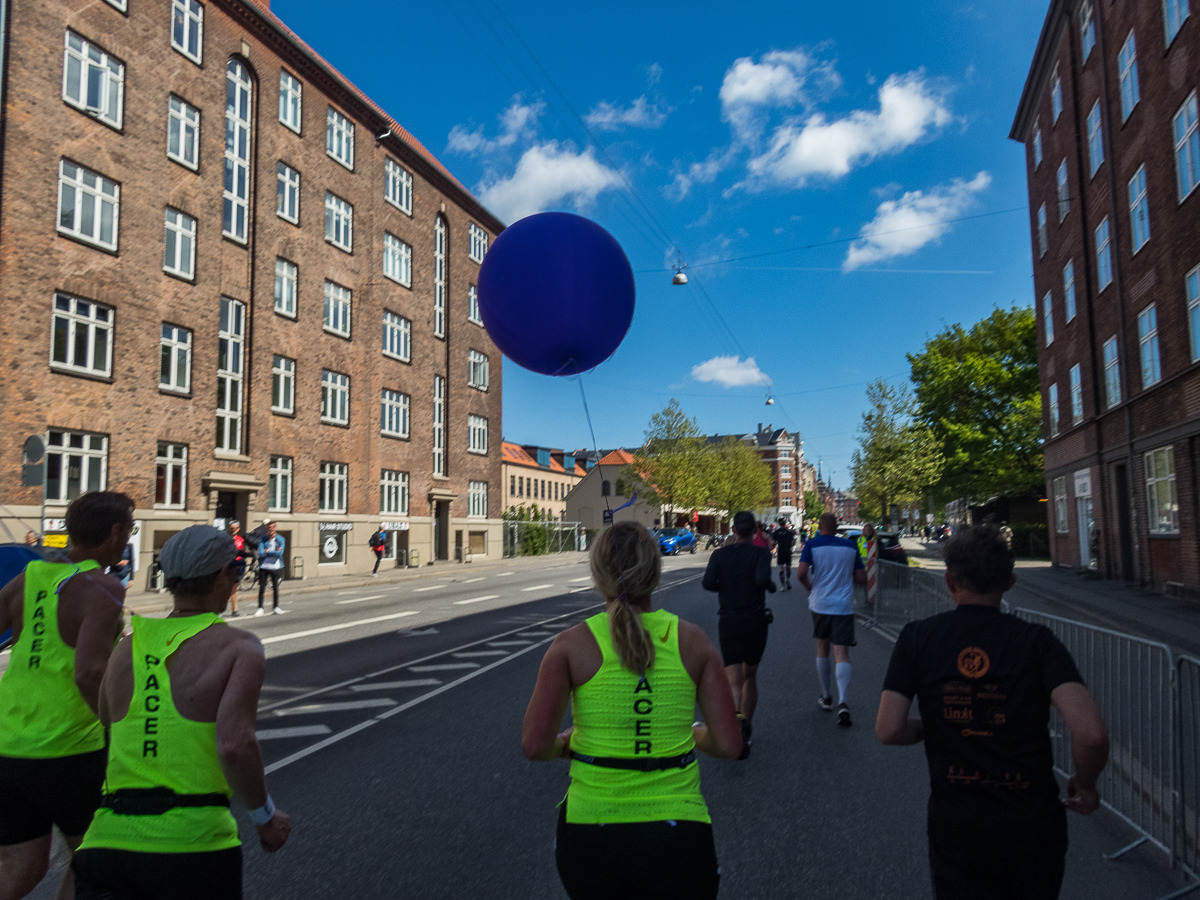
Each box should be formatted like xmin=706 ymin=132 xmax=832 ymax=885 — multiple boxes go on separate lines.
xmin=875 ymin=690 xmax=924 ymax=745
xmin=690 ymin=630 xmax=742 ymax=759
xmin=796 ymin=562 xmax=812 ymax=591
xmin=1051 ymin=681 xmax=1109 ymax=814
xmin=0 ymin=573 xmax=22 ymax=636
xmin=72 ymin=579 xmax=126 ymax=715
xmin=522 ymin=636 xmax=574 ymax=761
xmin=701 ymin=553 xmax=720 ymax=592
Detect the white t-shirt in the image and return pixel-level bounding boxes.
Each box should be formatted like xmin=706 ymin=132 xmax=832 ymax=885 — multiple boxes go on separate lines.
xmin=800 ymin=534 xmax=863 ymax=615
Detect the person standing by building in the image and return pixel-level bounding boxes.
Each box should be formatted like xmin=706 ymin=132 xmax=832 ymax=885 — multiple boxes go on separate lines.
xmin=771 ymin=518 xmax=796 ymax=590
xmin=226 ymin=521 xmax=246 ymax=618
xmin=254 ymin=521 xmax=285 ymax=616
xmin=72 ymin=525 xmax=291 ymax=899
xmin=797 ymin=512 xmax=866 ymax=727
xmin=0 ymin=492 xmax=132 ymax=900
xmin=702 ymin=511 xmax=776 ymax=759
xmin=368 ymin=526 xmax=387 ymax=577
xmin=522 ymin=522 xmax=741 ymax=900
xmin=876 ymin=525 xmax=1108 ymax=899
xmin=23 ymin=532 xmax=39 ymax=548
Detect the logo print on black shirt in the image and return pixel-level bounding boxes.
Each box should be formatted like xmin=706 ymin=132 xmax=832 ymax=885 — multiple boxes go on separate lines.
xmin=956 ymin=646 xmax=991 ymax=679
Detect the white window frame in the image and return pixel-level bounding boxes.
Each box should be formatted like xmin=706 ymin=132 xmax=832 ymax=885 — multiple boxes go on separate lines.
xmin=269 ymin=456 xmax=292 ymax=512
xmin=1174 ymin=93 xmax=1199 ymax=202
xmin=381 ymin=388 xmax=410 ymax=438
xmin=274 ymin=258 xmax=297 ymax=318
xmin=319 ymin=462 xmax=348 ymax=514
xmin=1145 ymin=446 xmax=1178 ymax=534
xmin=1057 ymin=160 xmax=1070 ymax=222
xmin=1037 ymin=203 xmax=1048 ymax=257
xmin=1187 ymin=264 xmax=1200 ymax=362
xmin=104 ymin=0 xmax=127 ymax=10
xmin=325 ymin=192 xmax=353 ymax=252
xmin=272 ymin=355 xmax=295 ymax=414
xmin=1043 ymin=292 xmax=1055 ymax=345
xmin=1080 ymin=1 xmax=1096 ymax=60
xmin=1129 ymin=164 xmax=1151 ymax=253
xmin=1103 ymin=336 xmax=1121 ymax=408
xmin=51 ymin=293 xmax=113 ymax=377
xmin=216 ymin=297 xmax=244 ymax=453
xmin=468 ymin=284 xmax=482 ymax=325
xmin=381 ymin=469 xmax=409 ymax=515
xmin=171 ymin=0 xmax=203 ymax=64
xmin=1164 ymin=0 xmax=1190 ymax=45
xmin=163 ymin=208 xmax=196 ymax=280
xmin=468 ymin=350 xmax=490 ymax=390
xmin=1064 ymin=261 xmax=1077 ymax=322
xmin=62 ymin=32 xmax=124 ymax=129
xmin=1119 ymin=31 xmax=1140 ymax=121
xmin=434 ymin=216 xmax=447 ymax=338
xmin=1033 ymin=127 xmax=1043 ymax=168
xmin=326 ymin=107 xmax=354 ymax=169
xmin=468 ymin=223 xmax=488 ymax=263
xmin=1049 ymin=383 xmax=1060 ymax=437
xmin=45 ymin=430 xmax=107 ymax=504
xmin=1070 ymin=363 xmax=1083 ymax=425
xmin=323 ymin=280 xmax=351 ymax=337
xmin=433 ymin=375 xmax=445 ymax=476
xmin=383 ymin=233 xmax=412 ymax=286
xmin=1087 ymin=102 xmax=1104 ymax=177
xmin=279 ymin=70 xmax=302 ymax=134
xmin=1139 ymin=304 xmax=1162 ymax=387
xmin=383 ymin=311 xmax=411 ymax=362
xmin=321 ymin=369 xmax=350 ymax=425
xmin=468 ymin=414 xmax=488 ymax=455
xmin=1095 ymin=217 xmax=1113 ymax=290
xmin=385 ymin=158 xmax=412 ymax=213
xmin=1053 ymin=476 xmax=1069 ymax=534
xmin=167 ymin=96 xmax=200 ymax=170
xmin=277 ymin=162 xmax=300 ymax=224
xmin=223 ymin=61 xmax=252 ymax=243
xmin=58 ymin=160 xmax=119 ymax=251
xmin=468 ymin=481 xmax=488 ymax=518
xmin=781 ymin=480 xmax=792 ymax=493
xmin=159 ymin=323 xmax=191 ymax=394
xmin=1051 ymin=68 xmax=1063 ymax=123
xmin=154 ymin=442 xmax=187 ymax=509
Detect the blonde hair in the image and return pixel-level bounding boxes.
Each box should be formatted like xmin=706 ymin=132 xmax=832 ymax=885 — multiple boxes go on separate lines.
xmin=589 ymin=523 xmax=662 ymax=674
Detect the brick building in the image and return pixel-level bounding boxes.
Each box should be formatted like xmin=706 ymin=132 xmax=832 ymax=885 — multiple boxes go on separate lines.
xmin=0 ymin=0 xmax=504 ymax=583
xmin=1010 ymin=0 xmax=1199 ymax=591
xmin=501 ymin=442 xmax=586 ymax=521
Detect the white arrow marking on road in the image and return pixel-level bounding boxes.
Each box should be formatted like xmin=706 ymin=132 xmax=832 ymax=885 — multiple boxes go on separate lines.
xmin=568 ymin=577 xmax=592 ymax=583
xmin=452 ymin=650 xmax=509 ymax=657
xmin=349 ymin=679 xmax=441 ymax=691
xmin=261 ymin=611 xmax=419 ymax=645
xmin=453 ymin=595 xmax=499 ymax=606
xmin=486 ymin=640 xmax=532 ymax=647
xmin=335 ymin=594 xmax=385 ymax=605
xmin=257 ymin=725 xmax=332 ymax=740
xmin=274 ymin=699 xmax=396 ymax=717
xmin=409 ymin=662 xmax=480 ymax=672
xmin=521 ymin=584 xmax=554 ymax=592
xmin=412 ymin=584 xmax=446 ymax=592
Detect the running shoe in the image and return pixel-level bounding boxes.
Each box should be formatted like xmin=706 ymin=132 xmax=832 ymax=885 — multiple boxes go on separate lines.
xmin=818 ymin=695 xmax=834 ymax=712
xmin=254 ymin=608 xmax=265 ymax=617
xmin=273 ymin=607 xmax=286 ymax=615
xmin=837 ymin=703 xmax=852 ymax=727
xmin=230 ymin=611 xmax=240 ymax=618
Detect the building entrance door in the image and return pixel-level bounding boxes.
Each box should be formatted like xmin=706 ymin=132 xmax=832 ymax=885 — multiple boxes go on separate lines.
xmin=1077 ymin=497 xmax=1096 ymax=570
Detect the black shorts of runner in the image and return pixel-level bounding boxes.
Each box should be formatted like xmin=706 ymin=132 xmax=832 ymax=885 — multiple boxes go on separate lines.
xmin=928 ymin=831 xmax=1066 ymax=900
xmin=555 ymin=803 xmax=719 ymax=900
xmin=74 ymin=846 xmax=243 ymax=900
xmin=0 ymin=749 xmax=106 ymax=844
xmin=811 ymin=612 xmax=856 ymax=647
xmin=718 ymin=614 xmax=769 ymax=666
xmin=776 ymin=552 xmax=792 ymax=567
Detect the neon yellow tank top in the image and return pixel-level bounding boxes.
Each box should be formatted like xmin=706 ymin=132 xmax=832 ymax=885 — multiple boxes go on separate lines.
xmin=566 ymin=609 xmax=710 ymax=824
xmin=80 ymin=614 xmax=240 ymax=854
xmin=0 ymin=559 xmax=106 ymax=758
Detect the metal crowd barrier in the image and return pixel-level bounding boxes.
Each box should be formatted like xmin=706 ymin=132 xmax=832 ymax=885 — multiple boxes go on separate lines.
xmin=871 ymin=561 xmax=954 ymax=628
xmin=1179 ymin=656 xmax=1200 ymax=883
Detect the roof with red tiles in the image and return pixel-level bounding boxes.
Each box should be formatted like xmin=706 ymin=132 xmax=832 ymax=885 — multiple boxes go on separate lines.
xmin=501 ymin=443 xmax=586 ymax=476
xmin=599 ymin=449 xmax=636 ymax=466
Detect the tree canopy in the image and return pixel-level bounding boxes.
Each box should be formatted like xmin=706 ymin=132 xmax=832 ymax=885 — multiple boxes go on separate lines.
xmin=628 ymin=400 xmax=706 ymax=520
xmin=702 ymin=437 xmax=775 ymax=519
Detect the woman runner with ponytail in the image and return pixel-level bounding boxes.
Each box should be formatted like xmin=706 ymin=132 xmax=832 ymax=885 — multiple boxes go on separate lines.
xmin=522 ymin=522 xmax=742 ymax=899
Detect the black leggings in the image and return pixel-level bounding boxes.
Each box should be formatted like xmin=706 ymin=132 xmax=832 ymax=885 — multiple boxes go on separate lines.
xmin=257 ymin=569 xmax=281 ymax=608
xmin=555 ymin=804 xmax=719 ymax=900
xmin=74 ymin=846 xmax=242 ymax=900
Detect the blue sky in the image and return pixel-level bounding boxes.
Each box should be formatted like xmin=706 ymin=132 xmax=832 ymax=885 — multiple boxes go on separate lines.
xmin=276 ymin=0 xmax=1049 ymax=489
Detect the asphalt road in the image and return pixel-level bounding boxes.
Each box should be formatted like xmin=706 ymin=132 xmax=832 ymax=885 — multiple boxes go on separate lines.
xmin=17 ymin=552 xmax=1191 ymax=898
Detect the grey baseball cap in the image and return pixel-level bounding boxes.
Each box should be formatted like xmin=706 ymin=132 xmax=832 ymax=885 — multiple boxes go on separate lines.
xmin=160 ymin=525 xmax=237 ymax=579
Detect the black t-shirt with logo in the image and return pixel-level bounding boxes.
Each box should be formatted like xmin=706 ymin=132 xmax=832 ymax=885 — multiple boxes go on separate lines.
xmin=772 ymin=527 xmax=795 ymax=556
xmin=883 ymin=605 xmax=1082 ymax=845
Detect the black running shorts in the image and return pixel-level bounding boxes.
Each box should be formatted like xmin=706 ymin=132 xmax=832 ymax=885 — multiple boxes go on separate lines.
xmin=0 ymin=749 xmax=106 ymax=844
xmin=74 ymin=847 xmax=243 ymax=900
xmin=811 ymin=612 xmax=856 ymax=647
xmin=556 ymin=803 xmax=719 ymax=900
xmin=776 ymin=552 xmax=792 ymax=567
xmin=718 ymin=615 xmax=769 ymax=666
xmin=928 ymin=830 xmax=1066 ymax=900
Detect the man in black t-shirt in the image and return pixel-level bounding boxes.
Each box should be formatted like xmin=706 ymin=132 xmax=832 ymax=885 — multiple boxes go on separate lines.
xmin=875 ymin=525 xmax=1109 ymax=900
xmin=771 ymin=519 xmax=796 ymax=590
xmin=702 ymin=510 xmax=775 ymax=760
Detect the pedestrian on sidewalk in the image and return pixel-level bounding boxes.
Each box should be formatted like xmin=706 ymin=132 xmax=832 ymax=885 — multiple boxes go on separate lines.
xmin=254 ymin=521 xmax=285 ymax=616
xmin=0 ymin=492 xmax=131 ymax=900
xmin=701 ymin=510 xmax=777 ymax=759
xmin=875 ymin=524 xmax=1109 ymax=900
xmin=521 ymin=522 xmax=741 ymax=900
xmin=226 ymin=520 xmax=246 ymax=617
xmin=73 ymin=525 xmax=291 ymax=899
xmin=771 ymin=518 xmax=796 ymax=590
xmin=368 ymin=526 xmax=387 ymax=577
xmin=797 ymin=512 xmax=866 ymax=727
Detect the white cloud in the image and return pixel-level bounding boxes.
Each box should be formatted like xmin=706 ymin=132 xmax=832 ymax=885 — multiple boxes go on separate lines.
xmin=666 ymin=148 xmax=734 ymax=200
xmin=691 ymin=355 xmax=772 ymax=388
xmin=744 ymin=72 xmax=952 ymax=189
xmin=647 ymin=62 xmax=663 ymax=86
xmin=477 ymin=142 xmax=624 ymax=224
xmin=843 ymin=171 xmax=991 ymax=271
xmin=719 ymin=48 xmax=841 ymax=141
xmin=585 ymin=96 xmax=671 ymax=132
xmin=447 ymin=95 xmax=544 ymax=156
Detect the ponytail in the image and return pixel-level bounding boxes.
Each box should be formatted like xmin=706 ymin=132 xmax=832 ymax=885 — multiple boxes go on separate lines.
xmin=589 ymin=523 xmax=662 ymax=675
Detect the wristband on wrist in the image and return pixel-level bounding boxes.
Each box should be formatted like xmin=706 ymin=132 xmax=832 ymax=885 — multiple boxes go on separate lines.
xmin=250 ymin=794 xmax=275 ymax=825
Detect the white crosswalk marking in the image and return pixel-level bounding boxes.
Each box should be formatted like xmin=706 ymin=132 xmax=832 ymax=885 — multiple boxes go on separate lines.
xmin=349 ymin=679 xmax=441 ymax=691
xmin=274 ymin=699 xmax=396 ymax=717
xmin=452 ymin=650 xmax=509 ymax=658
xmin=487 ymin=640 xmax=532 ymax=647
xmin=518 ymin=632 xmax=556 ymax=638
xmin=256 ymin=725 xmax=332 ymax=740
xmin=262 ymin=611 xmax=419 ymax=645
xmin=409 ymin=662 xmax=480 ymax=672
xmin=453 ymin=595 xmax=499 ymax=606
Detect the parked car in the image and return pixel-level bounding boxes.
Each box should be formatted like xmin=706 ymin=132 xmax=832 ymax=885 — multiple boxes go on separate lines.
xmin=834 ymin=527 xmax=908 ymax=565
xmin=656 ymin=527 xmax=698 ymax=555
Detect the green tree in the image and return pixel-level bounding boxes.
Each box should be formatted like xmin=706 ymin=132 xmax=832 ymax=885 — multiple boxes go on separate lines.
xmin=803 ymin=490 xmax=825 ymax=522
xmin=908 ymin=307 xmax=1042 ymax=502
xmin=850 ymin=380 xmax=944 ymax=528
xmin=626 ymin=400 xmax=706 ymax=525
xmin=701 ymin=437 xmax=774 ymax=523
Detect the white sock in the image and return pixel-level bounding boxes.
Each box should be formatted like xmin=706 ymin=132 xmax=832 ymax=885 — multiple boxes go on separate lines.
xmin=816 ymin=656 xmax=832 ymax=698
xmin=836 ymin=662 xmax=852 ymax=704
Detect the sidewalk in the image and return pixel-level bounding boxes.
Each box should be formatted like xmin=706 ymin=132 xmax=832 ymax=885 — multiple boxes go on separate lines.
xmin=901 ymin=537 xmax=1200 ymax=659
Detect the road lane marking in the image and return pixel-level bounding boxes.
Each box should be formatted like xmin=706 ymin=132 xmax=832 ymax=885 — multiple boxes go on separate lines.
xmin=261 ymin=611 xmax=419 ymax=645
xmin=569 ymin=587 xmax=592 ymax=593
xmin=495 ymin=572 xmax=515 ymax=577
xmin=518 ymin=631 xmax=556 ymax=638
xmin=409 ymin=662 xmax=480 ymax=672
xmin=452 ymin=650 xmax=508 ymax=657
xmin=521 ymin=584 xmax=554 ymax=592
xmin=486 ymin=640 xmax=532 ymax=647
xmin=335 ymin=594 xmax=385 ymax=605
xmin=568 ymin=577 xmax=592 ymax=583
xmin=256 ymin=725 xmax=332 ymax=740
xmin=453 ymin=595 xmax=499 ymax=606
xmin=274 ymin=699 xmax=396 ymax=717
xmin=463 ymin=577 xmax=486 ymax=583
xmin=412 ymin=584 xmax=446 ymax=592
xmin=349 ymin=679 xmax=441 ymax=691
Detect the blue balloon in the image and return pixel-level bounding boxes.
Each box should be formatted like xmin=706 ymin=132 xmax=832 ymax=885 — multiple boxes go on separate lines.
xmin=478 ymin=212 xmax=635 ymax=376
xmin=0 ymin=544 xmax=41 ymax=648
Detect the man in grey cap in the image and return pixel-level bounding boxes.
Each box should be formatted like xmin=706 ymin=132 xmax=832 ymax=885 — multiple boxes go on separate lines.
xmin=73 ymin=526 xmax=290 ymax=899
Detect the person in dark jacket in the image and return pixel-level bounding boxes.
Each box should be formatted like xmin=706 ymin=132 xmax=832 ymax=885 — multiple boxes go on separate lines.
xmin=369 ymin=526 xmax=387 ymax=576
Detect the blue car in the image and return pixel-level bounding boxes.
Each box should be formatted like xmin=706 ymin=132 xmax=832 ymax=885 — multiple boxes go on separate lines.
xmin=656 ymin=527 xmax=697 ymax=555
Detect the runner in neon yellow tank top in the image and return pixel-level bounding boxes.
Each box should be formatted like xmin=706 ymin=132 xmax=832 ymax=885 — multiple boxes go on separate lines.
xmin=523 ymin=522 xmax=742 ymax=900
xmin=0 ymin=492 xmax=131 ymax=900
xmin=73 ymin=526 xmax=291 ymax=900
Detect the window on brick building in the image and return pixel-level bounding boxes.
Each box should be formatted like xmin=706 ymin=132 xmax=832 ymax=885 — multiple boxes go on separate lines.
xmin=276 ymin=163 xmax=300 ymax=223
xmin=52 ymin=293 xmax=112 ymax=377
xmin=468 ymin=285 xmax=482 ymax=324
xmin=1053 ymin=476 xmax=1068 ymax=534
xmin=381 ymin=388 xmax=410 ymax=438
xmin=1164 ymin=0 xmax=1190 ymax=45
xmin=1144 ymin=446 xmax=1178 ymax=533
xmin=1095 ymin=217 xmax=1113 ymax=289
xmin=171 ymin=0 xmax=203 ymax=64
xmin=319 ymin=462 xmax=348 ymax=513
xmin=1033 ymin=127 xmax=1043 ymax=168
xmin=1036 ymin=204 xmax=1048 ymax=256
xmin=321 ymin=370 xmax=350 ymax=425
xmin=163 ymin=208 xmax=196 ymax=280
xmin=469 ymin=481 xmax=488 ymax=518
xmin=45 ymin=430 xmax=107 ymax=504
xmin=468 ymin=350 xmax=489 ymax=390
xmin=1103 ymin=336 xmax=1121 ymax=408
xmin=1187 ymin=264 xmax=1200 ymax=362
xmin=1129 ymin=165 xmax=1151 ymax=253
xmin=433 ymin=376 xmax=445 ymax=476
xmin=272 ymin=355 xmax=295 ymax=414
xmin=159 ymin=324 xmax=191 ymax=393
xmin=1043 ymin=292 xmax=1054 ymax=345
xmin=1056 ymin=160 xmax=1069 ymax=221
xmin=383 ymin=233 xmax=412 ymax=286
xmin=1173 ymin=92 xmax=1199 ymax=201
xmin=781 ymin=480 xmax=792 ymax=492
xmin=323 ymin=280 xmax=351 ymax=337
xmin=324 ymin=192 xmax=353 ymax=252
xmin=275 ymin=258 xmax=297 ymax=317
xmin=155 ymin=443 xmax=187 ymax=508
xmin=223 ymin=61 xmax=252 ymax=243
xmin=269 ymin=456 xmax=292 ymax=512
xmin=468 ymin=415 xmax=488 ymax=455
xmin=1139 ymin=304 xmax=1162 ymax=387
xmin=167 ymin=96 xmax=200 ymax=169
xmin=434 ymin=216 xmax=447 ymax=338
xmin=1069 ymin=364 xmax=1083 ymax=424
xmin=381 ymin=469 xmax=409 ymax=515
xmin=1048 ymin=383 xmax=1060 ymax=437
xmin=58 ymin=160 xmax=119 ymax=251
xmin=63 ymin=33 xmax=124 ymax=128
xmin=781 ymin=464 xmax=792 ymax=476
xmin=1064 ymin=261 xmax=1077 ymax=321
xmin=1087 ymin=102 xmax=1104 ymax=176
xmin=385 ymin=158 xmax=412 ymax=213
xmin=1080 ymin=2 xmax=1096 ymax=60
xmin=326 ymin=107 xmax=354 ymax=169
xmin=1051 ymin=68 xmax=1062 ymax=123
xmin=469 ymin=223 xmax=488 ymax=263
xmin=216 ymin=297 xmax=244 ymax=453
xmin=1119 ymin=31 xmax=1140 ymax=121
xmin=382 ymin=311 xmax=412 ymax=362
xmin=279 ymin=70 xmax=302 ymax=133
